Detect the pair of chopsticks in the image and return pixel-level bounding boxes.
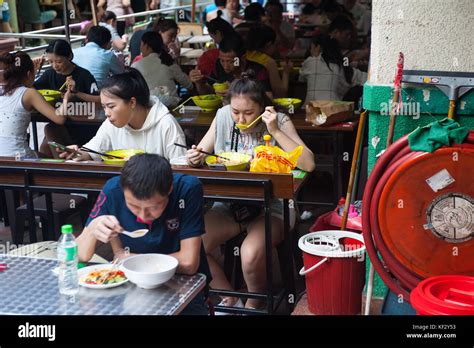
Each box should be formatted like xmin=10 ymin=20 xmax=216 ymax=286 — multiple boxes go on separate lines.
xmin=59 ymin=81 xmax=68 ymax=91
xmin=204 ymin=75 xmax=219 ymax=83
xmin=80 ymin=146 xmax=124 ymax=159
xmin=172 ymin=96 xmax=193 ymax=112
xmin=97 ymin=258 xmax=122 ymax=285
xmin=174 ymin=143 xmax=231 ymax=161
xmin=35 ymin=55 xmax=45 ymax=79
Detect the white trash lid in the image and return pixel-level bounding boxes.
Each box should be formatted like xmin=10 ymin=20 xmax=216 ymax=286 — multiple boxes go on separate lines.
xmin=298 ymin=230 xmax=365 ymax=258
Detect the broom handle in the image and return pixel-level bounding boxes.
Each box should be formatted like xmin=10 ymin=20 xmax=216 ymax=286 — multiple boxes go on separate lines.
xmin=341 ymin=110 xmax=367 ymax=230
xmin=448 ymin=100 xmax=456 ymax=119
xmin=351 ymin=116 xmax=366 ymax=199
xmin=386 ymin=52 xmax=404 ymax=147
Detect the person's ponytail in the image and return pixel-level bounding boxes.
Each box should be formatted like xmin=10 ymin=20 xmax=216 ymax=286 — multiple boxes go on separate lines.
xmin=140 ymin=31 xmax=174 ymax=66
xmin=315 ymin=35 xmax=354 ymax=84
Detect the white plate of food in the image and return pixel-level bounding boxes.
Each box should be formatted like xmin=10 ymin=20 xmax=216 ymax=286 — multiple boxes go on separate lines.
xmin=78 ymin=264 xmax=128 ymax=289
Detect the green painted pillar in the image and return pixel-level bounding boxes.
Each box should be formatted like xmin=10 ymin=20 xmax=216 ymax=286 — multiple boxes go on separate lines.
xmin=362 ymin=83 xmax=474 ymax=299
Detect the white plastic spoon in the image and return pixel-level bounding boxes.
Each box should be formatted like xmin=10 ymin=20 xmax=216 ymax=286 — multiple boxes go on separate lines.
xmin=122 ymin=229 xmax=149 ymax=238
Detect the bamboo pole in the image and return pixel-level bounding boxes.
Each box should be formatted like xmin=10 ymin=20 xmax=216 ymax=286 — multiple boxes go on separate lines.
xmin=90 ymin=0 xmax=98 ymax=25
xmin=386 ymin=52 xmax=404 ymax=147
xmin=364 ymin=52 xmax=404 ymax=315
xmin=191 ymin=0 xmax=196 ymax=22
xmin=340 ymin=110 xmax=367 ymax=231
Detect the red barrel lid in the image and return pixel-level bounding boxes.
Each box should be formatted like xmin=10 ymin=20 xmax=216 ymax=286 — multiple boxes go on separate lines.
xmin=410 ymin=275 xmax=474 ymax=315
xmin=378 ymin=148 xmax=474 ymax=279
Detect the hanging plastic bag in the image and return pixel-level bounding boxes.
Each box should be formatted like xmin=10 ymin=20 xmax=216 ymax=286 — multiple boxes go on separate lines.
xmin=250 ymin=135 xmax=303 ymax=173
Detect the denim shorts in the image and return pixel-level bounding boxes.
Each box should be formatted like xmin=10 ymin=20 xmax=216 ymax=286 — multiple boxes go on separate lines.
xmin=1 ymin=2 xmax=9 ymax=22
xmin=29 ymin=10 xmax=56 ymax=24
xmin=210 ymin=200 xmax=296 ymax=228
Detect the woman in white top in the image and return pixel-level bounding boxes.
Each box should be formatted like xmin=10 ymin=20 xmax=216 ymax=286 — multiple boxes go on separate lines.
xmin=186 ymin=72 xmax=315 ymax=310
xmin=299 ymin=35 xmax=367 ymax=105
xmin=0 ymin=51 xmax=68 ymax=157
xmin=99 ymin=10 xmax=128 ymax=51
xmin=131 ymin=31 xmax=192 ymax=108
xmin=58 ymin=69 xmax=186 ymax=162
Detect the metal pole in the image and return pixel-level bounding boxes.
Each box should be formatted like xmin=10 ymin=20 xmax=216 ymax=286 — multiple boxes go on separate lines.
xmin=63 ymin=0 xmax=71 ymax=43
xmin=45 ymin=193 xmax=54 ymax=240
xmin=191 ymin=0 xmax=196 ymax=22
xmin=264 ymin=181 xmax=273 ymax=314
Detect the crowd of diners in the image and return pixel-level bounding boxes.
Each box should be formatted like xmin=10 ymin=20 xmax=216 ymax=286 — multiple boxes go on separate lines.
xmin=0 ymin=0 xmax=371 ymax=314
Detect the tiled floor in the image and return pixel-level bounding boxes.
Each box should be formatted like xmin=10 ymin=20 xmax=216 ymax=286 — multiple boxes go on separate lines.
xmin=291 ymin=293 xmax=384 ymax=315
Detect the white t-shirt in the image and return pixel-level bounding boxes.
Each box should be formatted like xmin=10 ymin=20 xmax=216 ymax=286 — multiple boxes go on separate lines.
xmin=299 ymin=55 xmax=367 ymax=104
xmin=131 ymin=53 xmax=192 ymax=106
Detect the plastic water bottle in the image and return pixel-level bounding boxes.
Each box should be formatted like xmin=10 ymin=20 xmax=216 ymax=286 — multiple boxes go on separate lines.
xmin=57 ymin=224 xmax=79 ymax=295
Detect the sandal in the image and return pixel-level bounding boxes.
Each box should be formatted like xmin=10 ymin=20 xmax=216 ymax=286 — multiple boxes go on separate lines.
xmin=215 ymin=298 xmax=244 ymax=316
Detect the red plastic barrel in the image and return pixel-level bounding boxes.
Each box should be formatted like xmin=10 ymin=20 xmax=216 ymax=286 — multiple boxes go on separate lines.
xmin=410 ymin=275 xmax=474 ymax=315
xmin=298 ymin=230 xmax=366 ymax=315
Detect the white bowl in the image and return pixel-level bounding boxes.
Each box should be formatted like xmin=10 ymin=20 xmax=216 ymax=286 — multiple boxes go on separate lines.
xmin=120 ymin=254 xmax=178 ymax=289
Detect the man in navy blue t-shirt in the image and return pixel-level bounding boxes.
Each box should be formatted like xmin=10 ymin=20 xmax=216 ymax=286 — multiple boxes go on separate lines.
xmin=77 ymin=153 xmax=210 ymax=314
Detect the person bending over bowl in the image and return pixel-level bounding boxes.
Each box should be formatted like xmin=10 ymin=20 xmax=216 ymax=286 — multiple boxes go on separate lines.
xmin=186 ymin=72 xmax=315 ymax=311
xmin=77 ymin=154 xmax=211 ymax=315
xmin=57 ymin=69 xmax=186 ymax=162
xmin=189 ymin=36 xmax=245 ymax=97
xmin=35 ymin=39 xmax=102 ymax=157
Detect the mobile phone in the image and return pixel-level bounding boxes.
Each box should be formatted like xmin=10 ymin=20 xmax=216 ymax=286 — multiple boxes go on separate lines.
xmin=47 ymin=141 xmax=75 ymax=153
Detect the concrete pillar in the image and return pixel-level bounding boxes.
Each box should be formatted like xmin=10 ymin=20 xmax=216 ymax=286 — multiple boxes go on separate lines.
xmin=364 ymin=0 xmax=474 ymax=167
xmin=362 ymin=0 xmax=474 ymax=301
xmin=369 ymin=0 xmax=474 ymax=84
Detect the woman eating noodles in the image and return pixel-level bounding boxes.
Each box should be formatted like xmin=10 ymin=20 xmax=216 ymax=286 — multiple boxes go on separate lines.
xmin=186 ymin=72 xmax=315 ymax=311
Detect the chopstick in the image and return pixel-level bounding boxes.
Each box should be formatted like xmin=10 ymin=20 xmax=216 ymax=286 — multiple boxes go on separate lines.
xmin=173 ymin=143 xmax=231 ymax=161
xmin=97 ymin=258 xmax=121 ymax=285
xmin=204 ymin=75 xmax=219 ymax=83
xmin=35 ymin=56 xmax=45 ymax=79
xmin=59 ymin=80 xmax=68 ymax=91
xmin=80 ymin=146 xmax=124 ymax=159
xmin=172 ymin=96 xmax=193 ymax=112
